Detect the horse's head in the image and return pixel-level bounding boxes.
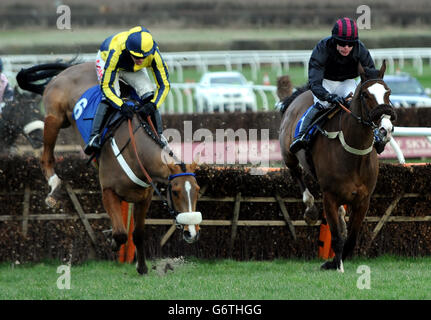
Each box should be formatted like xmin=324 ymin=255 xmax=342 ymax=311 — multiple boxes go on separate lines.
xmin=357 ymin=60 xmax=397 ymax=147
xmin=167 ymin=161 xmax=201 ymax=243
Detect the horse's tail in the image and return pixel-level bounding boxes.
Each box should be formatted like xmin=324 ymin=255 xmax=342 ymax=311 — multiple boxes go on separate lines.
xmin=276 ymin=82 xmax=311 ymax=114
xmin=16 ymin=62 xmax=72 ymax=95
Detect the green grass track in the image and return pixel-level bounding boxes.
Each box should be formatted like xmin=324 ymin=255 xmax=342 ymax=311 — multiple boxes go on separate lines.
xmin=1 ymin=255 xmax=430 ymax=300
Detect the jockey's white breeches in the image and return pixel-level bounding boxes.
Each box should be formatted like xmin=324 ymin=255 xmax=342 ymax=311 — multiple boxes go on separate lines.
xmin=313 ymin=78 xmax=357 ymax=107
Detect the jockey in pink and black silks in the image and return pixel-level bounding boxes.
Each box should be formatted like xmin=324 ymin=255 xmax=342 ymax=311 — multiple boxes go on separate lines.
xmin=84 ymin=26 xmax=170 ymax=155
xmin=290 ymin=17 xmax=376 ymax=153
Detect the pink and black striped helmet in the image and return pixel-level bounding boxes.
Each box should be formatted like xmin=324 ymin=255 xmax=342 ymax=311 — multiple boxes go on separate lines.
xmin=331 ymin=17 xmax=359 ymax=42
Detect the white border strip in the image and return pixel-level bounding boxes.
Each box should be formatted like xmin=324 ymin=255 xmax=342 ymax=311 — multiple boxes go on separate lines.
xmin=110 ymin=137 xmax=150 ymax=188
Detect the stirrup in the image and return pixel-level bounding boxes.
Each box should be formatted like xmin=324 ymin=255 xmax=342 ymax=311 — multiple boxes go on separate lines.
xmin=290 ymin=136 xmax=306 ymax=153
xmin=84 ymin=135 xmax=101 ymax=155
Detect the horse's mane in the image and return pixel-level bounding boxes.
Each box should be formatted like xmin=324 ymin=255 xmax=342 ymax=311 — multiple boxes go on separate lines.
xmin=16 ymin=56 xmax=80 ymax=95
xmin=278 ymin=83 xmax=310 ymax=114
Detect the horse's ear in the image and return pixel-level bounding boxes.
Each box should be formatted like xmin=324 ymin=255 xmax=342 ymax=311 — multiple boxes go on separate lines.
xmin=167 ymin=162 xmax=178 ymax=174
xmin=378 ymin=59 xmax=387 ymax=79
xmin=358 ymin=62 xmax=366 ymax=82
xmin=187 ymin=160 xmax=199 ymax=173
xmin=193 ymin=152 xmax=201 ymax=165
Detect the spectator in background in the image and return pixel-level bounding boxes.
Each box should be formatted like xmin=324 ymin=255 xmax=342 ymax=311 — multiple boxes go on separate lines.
xmin=0 ymin=58 xmax=14 ymax=112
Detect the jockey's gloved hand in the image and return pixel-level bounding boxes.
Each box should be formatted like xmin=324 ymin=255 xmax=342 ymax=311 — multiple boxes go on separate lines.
xmin=121 ymin=101 xmax=135 ymax=119
xmin=326 ymin=94 xmax=345 ymax=106
xmin=140 ymin=101 xmax=157 ymax=117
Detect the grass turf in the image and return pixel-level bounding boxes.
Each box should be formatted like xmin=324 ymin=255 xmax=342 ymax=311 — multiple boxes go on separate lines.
xmin=1 ymin=255 xmax=430 ymax=300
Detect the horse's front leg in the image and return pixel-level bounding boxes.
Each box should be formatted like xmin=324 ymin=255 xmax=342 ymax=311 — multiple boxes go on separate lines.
xmin=40 ymin=114 xmax=63 ymax=208
xmin=102 ymin=188 xmax=128 ymax=251
xmin=321 ymin=192 xmax=346 ymax=272
xmin=132 ymin=188 xmax=153 ymax=275
xmin=342 ymin=196 xmax=370 ymax=260
xmin=289 ymin=164 xmax=319 ymax=225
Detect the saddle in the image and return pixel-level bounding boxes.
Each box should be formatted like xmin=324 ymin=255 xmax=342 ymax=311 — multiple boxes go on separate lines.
xmin=96 ymin=91 xmax=157 ymax=153
xmin=298 ymin=104 xmax=341 ymax=148
xmin=73 ymin=81 xmax=160 ymax=162
xmin=297 ymin=104 xmax=342 ymax=179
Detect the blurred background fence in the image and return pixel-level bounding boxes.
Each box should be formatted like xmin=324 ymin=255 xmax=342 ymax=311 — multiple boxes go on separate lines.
xmin=3 ymin=48 xmax=431 ymax=113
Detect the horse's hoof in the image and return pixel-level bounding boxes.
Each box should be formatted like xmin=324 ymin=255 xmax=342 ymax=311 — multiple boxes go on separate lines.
xmin=337 ymin=260 xmax=344 ymax=273
xmin=111 ymin=239 xmax=122 ymax=252
xmin=304 ymin=206 xmax=319 ymax=225
xmin=111 ymin=233 xmax=128 ymax=251
xmin=45 ymin=195 xmax=59 ymax=209
xmin=320 ymin=260 xmax=337 ymax=270
xmin=136 ymin=263 xmax=148 ymax=275
xmin=320 ymin=259 xmax=344 ymax=273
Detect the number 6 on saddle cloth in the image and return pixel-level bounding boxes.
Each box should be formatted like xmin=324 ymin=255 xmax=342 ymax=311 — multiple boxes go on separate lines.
xmin=72 ymin=84 xmax=159 ymax=153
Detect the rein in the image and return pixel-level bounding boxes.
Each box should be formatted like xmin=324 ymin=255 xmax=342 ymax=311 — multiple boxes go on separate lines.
xmin=321 ymin=79 xmax=391 ymax=156
xmin=124 ymin=116 xmax=195 ymax=221
xmin=126 ymin=118 xmax=176 ymax=219
xmin=337 ymin=78 xmax=393 ymax=128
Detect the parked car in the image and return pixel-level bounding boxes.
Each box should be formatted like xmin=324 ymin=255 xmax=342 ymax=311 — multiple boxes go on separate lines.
xmin=194 ymin=71 xmax=257 ymax=112
xmin=384 ymin=74 xmax=431 ymax=107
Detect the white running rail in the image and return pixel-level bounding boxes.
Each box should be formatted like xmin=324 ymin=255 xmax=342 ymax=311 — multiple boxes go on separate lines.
xmin=390 ymin=126 xmax=431 ymax=164
xmin=3 ymin=48 xmax=431 ymax=83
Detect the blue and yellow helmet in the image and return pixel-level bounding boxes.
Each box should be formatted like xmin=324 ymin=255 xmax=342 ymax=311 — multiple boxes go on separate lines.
xmin=125 ymin=27 xmax=156 ymax=58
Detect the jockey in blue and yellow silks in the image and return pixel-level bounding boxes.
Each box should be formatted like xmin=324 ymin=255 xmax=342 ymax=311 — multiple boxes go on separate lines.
xmin=84 ymin=26 xmax=170 ymax=155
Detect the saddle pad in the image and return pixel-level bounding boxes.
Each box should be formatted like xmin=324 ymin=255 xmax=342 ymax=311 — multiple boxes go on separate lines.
xmin=72 ymin=85 xmax=104 ymax=144
xmin=294 ymin=105 xmax=317 ymax=139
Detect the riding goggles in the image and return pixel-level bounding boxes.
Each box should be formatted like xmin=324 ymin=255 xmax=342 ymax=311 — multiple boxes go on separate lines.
xmin=336 ymin=40 xmax=355 ymax=48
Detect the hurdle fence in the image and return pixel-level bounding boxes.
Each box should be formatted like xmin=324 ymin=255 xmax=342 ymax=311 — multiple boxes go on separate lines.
xmin=0 ymin=184 xmax=429 ymax=255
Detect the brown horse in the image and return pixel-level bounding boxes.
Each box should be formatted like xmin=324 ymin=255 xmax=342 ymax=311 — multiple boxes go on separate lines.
xmin=279 ymin=61 xmax=396 ymax=271
xmin=18 ymin=62 xmax=202 ymax=275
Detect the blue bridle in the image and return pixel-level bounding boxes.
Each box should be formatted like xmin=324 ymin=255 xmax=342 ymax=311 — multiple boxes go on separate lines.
xmin=168 ymin=172 xmax=196 ymax=181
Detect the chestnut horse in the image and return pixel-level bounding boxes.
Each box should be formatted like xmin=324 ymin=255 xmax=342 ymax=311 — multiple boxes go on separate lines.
xmin=279 ymin=61 xmax=396 ymax=271
xmin=18 ymin=62 xmax=202 ymax=275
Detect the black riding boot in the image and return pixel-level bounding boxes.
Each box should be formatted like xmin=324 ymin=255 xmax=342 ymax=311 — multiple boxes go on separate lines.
xmin=152 ymin=109 xmax=163 ymax=136
xmin=152 ymin=109 xmax=168 ymax=145
xmin=84 ymin=101 xmax=110 ymax=155
xmin=289 ymin=103 xmax=324 ymax=153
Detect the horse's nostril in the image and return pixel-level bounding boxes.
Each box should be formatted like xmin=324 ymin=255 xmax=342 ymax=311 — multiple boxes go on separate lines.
xmin=379 ymin=128 xmax=387 ymax=136
xmin=183 ymin=230 xmax=192 ymax=240
xmin=183 ymin=231 xmax=194 ymax=243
